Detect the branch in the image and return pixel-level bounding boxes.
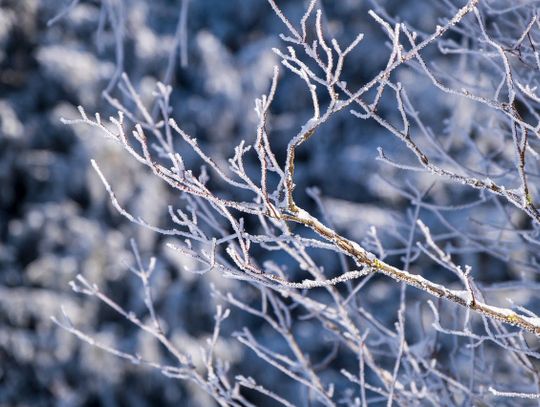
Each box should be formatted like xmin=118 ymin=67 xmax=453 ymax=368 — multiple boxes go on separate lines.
xmin=283 ymin=207 xmax=540 ymax=336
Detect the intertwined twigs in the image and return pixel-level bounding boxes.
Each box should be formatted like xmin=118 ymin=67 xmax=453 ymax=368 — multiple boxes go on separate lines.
xmin=56 ymin=0 xmax=540 ymax=404
xmin=268 ymin=0 xmax=540 ymax=335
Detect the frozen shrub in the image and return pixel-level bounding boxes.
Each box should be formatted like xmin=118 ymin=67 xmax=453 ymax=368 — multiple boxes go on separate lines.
xmin=3 ymin=0 xmax=540 ymax=406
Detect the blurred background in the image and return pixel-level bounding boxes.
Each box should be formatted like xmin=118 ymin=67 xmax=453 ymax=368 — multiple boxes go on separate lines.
xmin=1 ymin=0 xmax=538 ymax=405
